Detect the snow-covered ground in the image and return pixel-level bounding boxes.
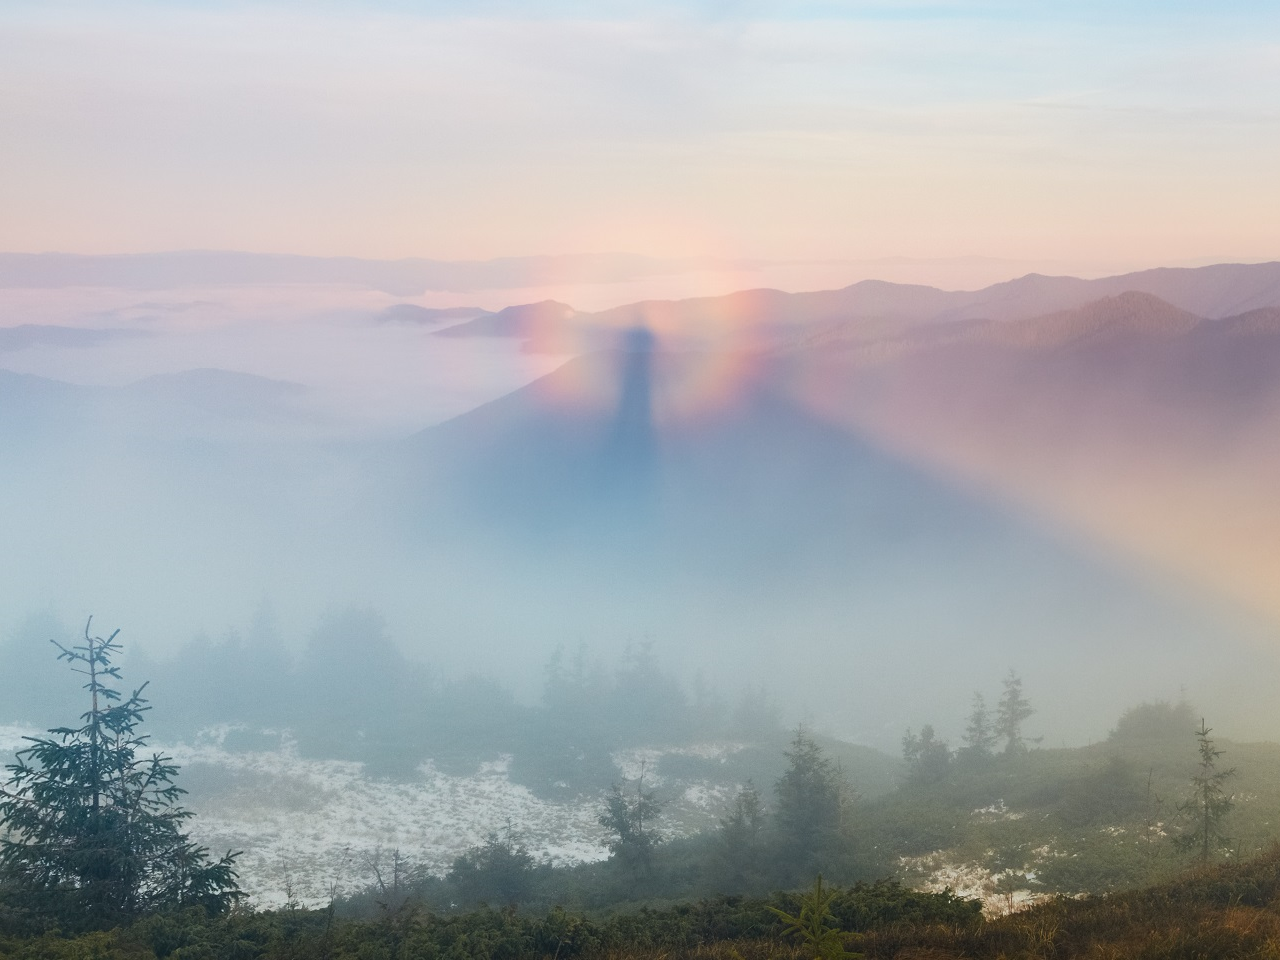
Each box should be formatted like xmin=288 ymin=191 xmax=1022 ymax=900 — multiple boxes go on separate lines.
xmin=173 ymin=739 xmax=606 ymax=907
xmin=898 ymin=802 xmax=1052 ymax=917
xmin=900 ymin=851 xmax=1050 ymax=917
xmin=0 ymin=725 xmax=744 ymax=907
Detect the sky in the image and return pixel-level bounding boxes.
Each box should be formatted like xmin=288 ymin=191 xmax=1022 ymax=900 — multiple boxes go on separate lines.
xmin=4 ymin=1 xmax=1280 ymax=751
xmin=2 ymin=1 xmax=1278 ymax=278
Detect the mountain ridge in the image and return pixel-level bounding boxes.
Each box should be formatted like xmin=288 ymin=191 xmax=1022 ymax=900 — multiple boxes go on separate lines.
xmin=430 ymin=261 xmax=1280 ymax=350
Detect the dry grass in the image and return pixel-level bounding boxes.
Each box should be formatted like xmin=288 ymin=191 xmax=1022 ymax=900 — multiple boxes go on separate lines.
xmin=596 ymin=849 xmax=1280 ymax=960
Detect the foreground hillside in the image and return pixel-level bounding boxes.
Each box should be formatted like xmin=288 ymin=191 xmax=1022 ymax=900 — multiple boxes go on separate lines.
xmin=6 ymin=693 xmax=1269 ymax=915
xmin=872 ymin=849 xmax=1280 ymax=958
xmin=170 ymin=701 xmax=1280 ymax=914
xmin=7 ymin=851 xmax=1280 ymax=959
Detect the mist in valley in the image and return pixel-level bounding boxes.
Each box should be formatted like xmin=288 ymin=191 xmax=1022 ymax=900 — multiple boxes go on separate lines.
xmin=5 ymin=262 xmax=1280 ymax=752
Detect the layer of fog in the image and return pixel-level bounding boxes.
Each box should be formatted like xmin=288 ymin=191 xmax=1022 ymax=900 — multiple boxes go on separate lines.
xmin=3 ymin=280 xmax=1280 ymax=758
xmin=0 ymin=286 xmax=567 ymax=438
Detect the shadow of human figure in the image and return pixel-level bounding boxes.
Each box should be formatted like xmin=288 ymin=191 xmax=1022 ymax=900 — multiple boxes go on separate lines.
xmin=596 ymin=326 xmax=658 ymax=521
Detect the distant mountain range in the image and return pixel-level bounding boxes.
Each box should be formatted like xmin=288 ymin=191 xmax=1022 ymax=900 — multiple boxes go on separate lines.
xmin=422 ymin=260 xmax=1280 ymax=348
xmin=6 ymin=252 xmax=1277 ymax=315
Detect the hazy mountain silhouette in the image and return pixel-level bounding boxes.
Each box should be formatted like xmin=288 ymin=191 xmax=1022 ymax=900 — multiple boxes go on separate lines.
xmin=434 ymin=261 xmax=1280 ymax=351
xmin=398 ymin=291 xmax=1276 ymax=558
xmin=777 ymin=291 xmax=1280 ymax=659
xmin=432 ymin=300 xmax=581 ymax=342
xmin=810 ymin=292 xmax=1280 ymax=431
xmin=399 ymin=288 xmax=1280 ymax=560
xmin=386 ymin=318 xmax=1280 ymax=743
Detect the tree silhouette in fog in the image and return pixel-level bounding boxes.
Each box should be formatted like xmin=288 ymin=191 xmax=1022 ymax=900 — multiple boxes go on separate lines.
xmin=599 ymin=768 xmax=665 ymax=879
xmin=996 ymin=670 xmax=1035 ymax=755
xmin=774 ymin=728 xmax=847 ymax=883
xmin=1176 ymin=719 xmax=1236 ymax=866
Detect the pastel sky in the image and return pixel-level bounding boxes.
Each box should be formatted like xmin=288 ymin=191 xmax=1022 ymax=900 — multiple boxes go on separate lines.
xmin=2 ymin=1 xmax=1278 ymax=272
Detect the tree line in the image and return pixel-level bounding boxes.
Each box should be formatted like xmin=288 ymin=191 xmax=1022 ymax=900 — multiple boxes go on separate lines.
xmin=900 ymin=669 xmax=1037 ymax=786
xmin=0 ymin=621 xmax=1250 ymax=940
xmin=0 ymin=609 xmax=782 ymax=793
xmin=338 ymin=724 xmax=881 ymax=916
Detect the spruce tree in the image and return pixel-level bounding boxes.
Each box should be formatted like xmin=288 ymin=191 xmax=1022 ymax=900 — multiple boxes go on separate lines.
xmin=961 ymin=692 xmax=998 ymax=761
xmin=902 ymin=725 xmax=951 ymax=784
xmin=599 ymin=767 xmax=665 ymax=876
xmin=713 ymin=780 xmax=765 ymax=889
xmin=0 ymin=619 xmax=241 ymax=930
xmin=1175 ymin=719 xmax=1236 ymax=865
xmin=448 ymin=823 xmax=537 ymax=906
xmin=995 ymin=670 xmax=1034 ymax=755
xmin=774 ymin=727 xmax=846 ymax=881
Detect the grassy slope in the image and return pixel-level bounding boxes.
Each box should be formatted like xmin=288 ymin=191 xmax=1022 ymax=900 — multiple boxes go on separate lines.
xmin=854 ymin=846 xmax=1280 ymax=958
xmin=870 ymin=731 xmax=1280 ymax=902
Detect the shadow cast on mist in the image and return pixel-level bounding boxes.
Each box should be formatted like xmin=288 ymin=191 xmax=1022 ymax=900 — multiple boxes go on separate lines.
xmin=597 ymin=327 xmax=658 ymax=516
xmin=378 ymin=328 xmax=1280 ymax=745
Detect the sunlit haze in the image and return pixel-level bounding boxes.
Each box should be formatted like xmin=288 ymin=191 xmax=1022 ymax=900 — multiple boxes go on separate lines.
xmin=4 ymin=0 xmax=1280 ymax=922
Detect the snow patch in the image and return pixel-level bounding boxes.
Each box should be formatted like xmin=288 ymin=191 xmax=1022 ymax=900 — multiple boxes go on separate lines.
xmin=1 ymin=727 xmax=742 ymax=910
